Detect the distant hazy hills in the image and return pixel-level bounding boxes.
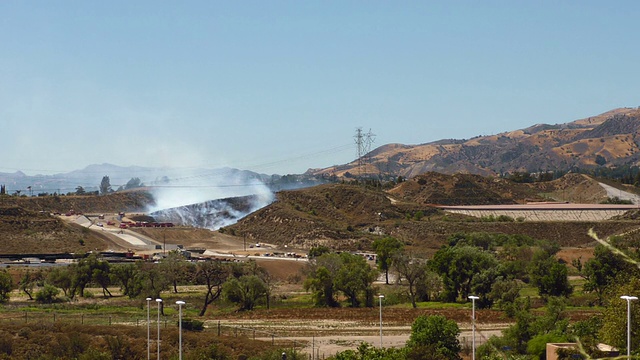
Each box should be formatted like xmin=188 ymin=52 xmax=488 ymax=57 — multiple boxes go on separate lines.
xmin=4 ymin=107 xmax=640 ymax=196
xmin=308 ymin=107 xmax=640 ymax=178
xmin=0 ymin=163 xmax=324 ymax=196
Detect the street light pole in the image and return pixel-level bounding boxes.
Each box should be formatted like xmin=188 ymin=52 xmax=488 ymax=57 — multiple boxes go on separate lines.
xmin=156 ymin=298 xmax=162 ymax=360
xmin=176 ymin=301 xmax=185 ymax=360
xmin=379 ymin=294 xmax=385 ymax=348
xmin=621 ymin=295 xmax=638 ymax=358
xmin=146 ymin=297 xmax=152 ymax=360
xmin=469 ymin=295 xmax=479 ymax=360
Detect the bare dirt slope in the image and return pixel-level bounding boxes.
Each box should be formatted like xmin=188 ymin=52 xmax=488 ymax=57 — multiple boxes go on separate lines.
xmin=387 ymin=172 xmax=544 ymax=205
xmin=0 ymin=206 xmax=109 ymax=254
xmin=229 ymin=175 xmax=640 ymax=253
xmin=528 ymin=173 xmax=608 ymax=203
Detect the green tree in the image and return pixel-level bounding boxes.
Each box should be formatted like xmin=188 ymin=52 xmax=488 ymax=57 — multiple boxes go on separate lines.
xmin=19 ymin=270 xmax=43 ymax=300
xmin=304 ymin=253 xmax=343 ymax=307
xmin=393 ymin=251 xmax=427 ymax=308
xmin=430 ymin=245 xmax=498 ymax=302
xmin=110 ymin=263 xmax=143 ymax=298
xmin=69 ymin=254 xmax=112 ymax=298
xmin=223 ymin=275 xmax=268 ymax=311
xmin=333 ymin=342 xmax=408 ymax=360
xmin=482 ymin=296 xmax=569 ymax=357
xmin=159 ymin=251 xmax=191 ymax=293
xmin=372 ymin=237 xmax=404 ymax=285
xmin=308 ymin=245 xmax=331 ymax=259
xmin=75 ymin=186 xmax=86 ymax=195
xmin=566 ymin=317 xmax=603 ymax=357
xmin=194 ymin=260 xmax=229 ymax=316
xmin=47 ymin=267 xmax=73 ymax=297
xmin=137 ymin=261 xmax=171 ymax=300
xmin=91 ymin=258 xmax=112 ymax=297
xmin=35 ymin=284 xmax=60 ymax=304
xmin=334 ymin=252 xmax=379 ymax=307
xmin=416 ymin=271 xmax=443 ymax=302
xmin=529 ymin=251 xmax=572 ymax=299
xmin=406 ymin=315 xmax=461 ymax=360
xmin=488 ymin=278 xmax=521 ymax=314
xmin=99 ymin=175 xmax=111 ymax=195
xmin=581 ymin=245 xmax=631 ymax=304
xmin=305 ymin=266 xmax=339 ymax=307
xmin=0 ymin=270 xmax=13 ymax=303
xmin=599 ymin=279 xmax=640 ymax=352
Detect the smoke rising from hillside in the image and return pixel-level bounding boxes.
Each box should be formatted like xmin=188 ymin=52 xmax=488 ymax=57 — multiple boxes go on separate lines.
xmin=147 ymin=170 xmax=275 ymax=229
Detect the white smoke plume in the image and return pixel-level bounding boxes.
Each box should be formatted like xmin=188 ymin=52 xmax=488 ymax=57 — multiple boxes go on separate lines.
xmin=146 ymin=168 xmax=275 ymax=229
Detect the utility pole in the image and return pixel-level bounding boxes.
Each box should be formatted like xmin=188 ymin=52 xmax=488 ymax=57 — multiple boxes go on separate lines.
xmin=354 ymin=128 xmax=375 ymax=180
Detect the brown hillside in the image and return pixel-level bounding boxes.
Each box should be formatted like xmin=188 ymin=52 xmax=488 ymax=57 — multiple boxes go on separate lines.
xmin=387 ymin=172 xmax=543 ymax=205
xmin=0 ymin=191 xmax=154 ymax=255
xmin=0 ymin=206 xmax=109 ymax=254
xmin=528 ymin=173 xmax=608 ymax=203
xmin=390 ymin=219 xmax=638 ymax=252
xmin=228 ymin=183 xmax=429 ymax=250
xmin=228 ymin=178 xmax=640 ymax=254
xmin=307 ymin=107 xmax=640 ymax=178
xmin=0 ymin=191 xmax=154 ymax=214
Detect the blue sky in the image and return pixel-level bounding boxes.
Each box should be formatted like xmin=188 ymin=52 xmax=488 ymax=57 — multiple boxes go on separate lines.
xmin=1 ymin=1 xmax=639 ymax=176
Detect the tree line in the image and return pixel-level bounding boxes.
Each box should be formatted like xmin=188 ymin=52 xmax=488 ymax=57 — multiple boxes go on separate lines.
xmin=321 ymin=231 xmax=640 ymax=359
xmin=0 ymin=252 xmax=272 ymax=316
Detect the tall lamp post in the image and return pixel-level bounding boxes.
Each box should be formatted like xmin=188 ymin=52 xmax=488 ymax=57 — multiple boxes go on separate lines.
xmin=621 ymin=295 xmax=638 ymax=358
xmin=146 ymin=297 xmax=152 ymax=360
xmin=378 ymin=294 xmax=385 ymax=348
xmin=176 ymin=301 xmax=185 ymax=360
xmin=469 ymin=295 xmax=479 ymax=360
xmin=156 ymin=298 xmax=162 ymax=360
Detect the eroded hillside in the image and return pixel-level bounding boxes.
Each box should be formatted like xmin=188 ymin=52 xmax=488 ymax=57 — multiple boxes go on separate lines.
xmin=0 ymin=206 xmax=110 ymax=254
xmin=228 ymin=175 xmax=640 ymax=252
xmin=387 ymin=172 xmax=544 ymax=205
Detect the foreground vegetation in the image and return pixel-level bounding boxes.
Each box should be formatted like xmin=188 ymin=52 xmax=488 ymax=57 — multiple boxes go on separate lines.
xmin=0 ymin=228 xmax=638 ymax=359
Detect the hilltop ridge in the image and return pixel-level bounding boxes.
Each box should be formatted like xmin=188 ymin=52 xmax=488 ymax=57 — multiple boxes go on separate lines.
xmin=308 ymin=107 xmax=640 ymax=178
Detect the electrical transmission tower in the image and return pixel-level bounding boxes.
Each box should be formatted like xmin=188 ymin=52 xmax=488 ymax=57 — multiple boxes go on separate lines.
xmin=354 ymin=127 xmax=375 ymax=178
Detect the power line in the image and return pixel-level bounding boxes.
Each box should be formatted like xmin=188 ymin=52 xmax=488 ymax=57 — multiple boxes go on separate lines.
xmin=0 ymin=143 xmax=354 ymax=177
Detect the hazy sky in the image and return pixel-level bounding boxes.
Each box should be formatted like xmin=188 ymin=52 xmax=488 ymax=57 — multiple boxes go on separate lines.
xmin=2 ymin=1 xmax=639 ymax=176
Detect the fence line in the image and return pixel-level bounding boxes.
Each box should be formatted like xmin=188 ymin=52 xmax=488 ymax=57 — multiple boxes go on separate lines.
xmin=1 ymin=313 xmax=334 ymax=359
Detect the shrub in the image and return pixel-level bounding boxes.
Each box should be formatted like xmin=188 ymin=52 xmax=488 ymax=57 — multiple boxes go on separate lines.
xmin=35 ymin=284 xmax=60 ymax=304
xmin=0 ymin=330 xmax=12 ymax=356
xmin=181 ymin=318 xmax=204 ymax=331
xmin=0 ymin=271 xmax=13 ymax=303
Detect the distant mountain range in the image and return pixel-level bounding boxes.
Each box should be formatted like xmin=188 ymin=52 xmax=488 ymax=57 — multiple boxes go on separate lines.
xmin=308 ymin=107 xmax=640 ymax=178
xmin=0 ymin=163 xmax=325 ymax=196
xmin=4 ymin=107 xmax=640 ymax=196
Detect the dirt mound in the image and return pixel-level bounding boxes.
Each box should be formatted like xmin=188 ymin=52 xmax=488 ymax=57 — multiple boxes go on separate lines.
xmin=228 ymin=184 xmax=423 ymax=249
xmin=387 ymin=172 xmax=543 ymax=205
xmin=529 ymin=173 xmax=607 ymax=203
xmin=0 ymin=192 xmax=154 ymax=255
xmin=0 ymin=213 xmax=109 ymax=254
